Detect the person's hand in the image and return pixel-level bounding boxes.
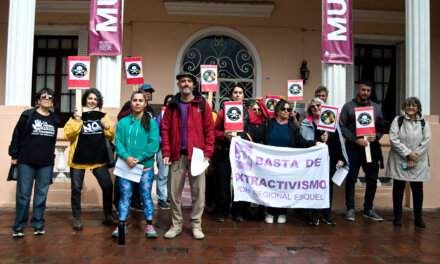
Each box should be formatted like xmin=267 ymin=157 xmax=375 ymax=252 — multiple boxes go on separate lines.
xmin=408 ymin=151 xmax=419 ymax=161
xmin=126 ymin=157 xmax=138 ymax=168
xmin=336 ymin=160 xmax=345 ymax=168
xmin=73 ymin=110 xmax=81 ymax=121
xmin=355 ymin=138 xmax=369 ymax=147
xmin=163 ymin=157 xmax=171 ymax=165
xmin=408 ymin=159 xmax=416 ymax=169
xmin=204 ymin=157 xmax=210 ymax=163
xmin=100 ymin=119 xmax=110 ymax=130
xmin=11 ymin=159 xmax=17 ymax=165
xmin=320 ymin=132 xmax=329 ymax=143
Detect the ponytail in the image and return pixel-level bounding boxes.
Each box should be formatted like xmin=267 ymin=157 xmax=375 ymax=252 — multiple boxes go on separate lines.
xmin=141 ymin=112 xmax=151 ymax=132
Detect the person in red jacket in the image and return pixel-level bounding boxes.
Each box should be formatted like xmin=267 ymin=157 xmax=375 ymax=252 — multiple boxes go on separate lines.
xmin=161 ymin=71 xmax=215 ymax=240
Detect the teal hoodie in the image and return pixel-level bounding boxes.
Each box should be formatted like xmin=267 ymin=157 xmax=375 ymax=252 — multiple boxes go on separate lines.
xmin=115 ymin=114 xmax=159 ymax=168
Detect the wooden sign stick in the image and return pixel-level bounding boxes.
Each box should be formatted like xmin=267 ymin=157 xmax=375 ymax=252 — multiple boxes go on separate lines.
xmin=293 ymin=101 xmax=297 ymax=111
xmin=75 ymin=89 xmax=82 ymax=115
xmin=364 ymin=136 xmax=372 ymax=163
xmin=207 ymin=91 xmax=213 ymax=109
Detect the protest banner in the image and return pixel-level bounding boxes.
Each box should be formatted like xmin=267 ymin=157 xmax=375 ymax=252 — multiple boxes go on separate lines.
xmin=355 ymin=106 xmax=376 ymax=162
xmin=230 ymin=137 xmax=330 ymax=209
xmin=224 ymin=101 xmax=244 ymax=132
xmin=317 ymin=105 xmax=339 ymax=132
xmin=287 ymin=80 xmax=304 ymax=101
xmin=89 ymin=0 xmax=123 ymax=56
xmin=322 ymin=0 xmax=353 ymax=64
xmin=124 ymin=57 xmax=144 ymax=85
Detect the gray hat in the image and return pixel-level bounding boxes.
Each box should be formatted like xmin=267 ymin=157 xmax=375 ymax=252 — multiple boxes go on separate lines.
xmin=176 ymin=71 xmax=198 ymax=85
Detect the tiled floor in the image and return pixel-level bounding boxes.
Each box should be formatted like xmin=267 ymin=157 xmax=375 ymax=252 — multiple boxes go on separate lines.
xmin=1 ymin=208 xmax=439 ymax=263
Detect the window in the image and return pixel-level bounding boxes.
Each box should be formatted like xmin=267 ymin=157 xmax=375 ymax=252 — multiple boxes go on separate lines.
xmin=354 ymin=44 xmax=397 ymax=131
xmin=33 ymin=36 xmax=78 ymax=125
xmin=181 ymin=35 xmax=255 ymax=109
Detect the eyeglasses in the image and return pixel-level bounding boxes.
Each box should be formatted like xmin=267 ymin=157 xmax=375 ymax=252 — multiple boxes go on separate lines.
xmin=281 ymin=108 xmax=292 ymax=112
xmin=40 ymin=94 xmax=53 ymax=100
xmin=252 ymin=108 xmax=261 ymax=112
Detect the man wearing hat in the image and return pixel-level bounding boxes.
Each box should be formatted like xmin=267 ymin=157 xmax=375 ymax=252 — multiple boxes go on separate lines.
xmin=161 ymin=72 xmax=215 ymax=240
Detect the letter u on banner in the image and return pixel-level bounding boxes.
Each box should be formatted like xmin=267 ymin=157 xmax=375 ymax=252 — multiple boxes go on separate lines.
xmin=322 ymin=0 xmax=353 ymax=64
xmin=89 ymin=0 xmax=123 ymax=56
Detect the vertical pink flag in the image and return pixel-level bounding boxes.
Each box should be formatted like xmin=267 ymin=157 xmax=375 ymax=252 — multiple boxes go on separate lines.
xmin=322 ymin=0 xmax=353 ymax=64
xmin=89 ymin=0 xmax=123 ymax=56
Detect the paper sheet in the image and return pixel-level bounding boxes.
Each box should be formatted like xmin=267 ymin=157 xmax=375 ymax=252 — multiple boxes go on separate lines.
xmin=332 ymin=166 xmax=349 ymax=186
xmin=113 ymin=157 xmax=144 ymax=183
xmin=191 ymin=147 xmax=209 ymax=176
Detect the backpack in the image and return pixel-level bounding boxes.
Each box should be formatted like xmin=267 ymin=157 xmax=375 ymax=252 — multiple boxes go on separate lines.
xmin=397 ymin=115 xmax=425 ymax=131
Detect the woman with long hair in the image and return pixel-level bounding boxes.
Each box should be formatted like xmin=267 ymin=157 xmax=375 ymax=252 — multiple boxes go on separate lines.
xmin=112 ymin=91 xmax=160 ymax=238
xmin=64 ymin=88 xmax=115 ymax=230
xmin=9 ymin=88 xmax=59 ymax=237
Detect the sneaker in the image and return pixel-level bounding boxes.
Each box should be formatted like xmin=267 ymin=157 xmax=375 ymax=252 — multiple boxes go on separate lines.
xmin=144 ymin=225 xmax=158 ymax=239
xmin=72 ymin=218 xmax=83 ymax=231
xmin=192 ymin=228 xmax=205 ymax=240
xmin=111 ymin=224 xmax=128 ymax=238
xmin=277 ymin=214 xmax=287 ymax=224
xmin=215 ymin=214 xmax=225 ymax=222
xmin=163 ymin=227 xmax=182 ymax=239
xmin=232 ymin=214 xmax=244 ymax=223
xmin=344 ymin=209 xmax=356 ymax=222
xmin=309 ymin=216 xmax=320 ymax=226
xmin=321 ymin=217 xmax=336 ymax=225
xmin=363 ymin=209 xmax=384 ymax=222
xmin=33 ymin=229 xmax=46 ymax=236
xmin=158 ymin=200 xmax=171 ymax=210
xmin=415 ymin=218 xmax=426 ymax=228
xmin=12 ymin=230 xmax=24 ymax=238
xmin=265 ymin=214 xmax=274 ymax=224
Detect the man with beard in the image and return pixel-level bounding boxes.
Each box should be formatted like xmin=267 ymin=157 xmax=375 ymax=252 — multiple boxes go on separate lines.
xmin=161 ymin=72 xmax=215 ymax=240
xmin=339 ymin=81 xmax=385 ymax=222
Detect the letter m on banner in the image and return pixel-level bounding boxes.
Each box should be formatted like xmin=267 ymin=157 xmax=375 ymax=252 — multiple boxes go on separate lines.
xmin=322 ymin=0 xmax=353 ymax=64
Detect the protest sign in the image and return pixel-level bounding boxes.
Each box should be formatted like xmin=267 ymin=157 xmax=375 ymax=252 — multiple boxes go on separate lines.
xmin=200 ymin=65 xmax=218 ymax=92
xmin=124 ymin=57 xmax=144 ymax=85
xmin=318 ymin=105 xmax=339 ymax=132
xmin=230 ymin=137 xmax=330 ymax=208
xmin=68 ymin=56 xmax=90 ymax=89
xmin=355 ymin=106 xmax=376 ymax=136
xmin=287 ymin=80 xmax=304 ymax=101
xmin=224 ymin=101 xmax=244 ymax=132
xmin=265 ymin=95 xmax=281 ymax=116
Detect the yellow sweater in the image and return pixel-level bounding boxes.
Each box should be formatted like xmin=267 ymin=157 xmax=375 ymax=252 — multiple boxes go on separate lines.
xmin=64 ymin=114 xmax=115 ymax=170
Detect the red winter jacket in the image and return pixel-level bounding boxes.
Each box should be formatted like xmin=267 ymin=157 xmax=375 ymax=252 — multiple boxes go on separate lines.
xmin=161 ymin=94 xmax=215 ymax=161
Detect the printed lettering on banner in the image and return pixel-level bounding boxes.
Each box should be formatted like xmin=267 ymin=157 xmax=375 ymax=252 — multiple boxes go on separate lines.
xmin=200 ymin=65 xmax=218 ymax=92
xmin=224 ymin=101 xmax=244 ymax=132
xmin=230 ymin=137 xmax=330 ymax=209
xmin=124 ymin=57 xmax=144 ymax=85
xmin=355 ymin=106 xmax=376 ymax=136
xmin=317 ymin=105 xmax=339 ymax=132
xmin=68 ymin=56 xmax=90 ymax=89
xmin=287 ymin=80 xmax=304 ymax=101
xmin=264 ymin=95 xmax=281 ymax=114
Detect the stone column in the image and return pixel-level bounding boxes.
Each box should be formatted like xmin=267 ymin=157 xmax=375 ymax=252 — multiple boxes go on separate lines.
xmin=96 ymin=56 xmax=122 ymax=108
xmin=322 ymin=64 xmax=347 ymax=108
xmin=406 ymin=0 xmax=430 ymax=114
xmin=5 ymin=0 xmax=36 ymax=106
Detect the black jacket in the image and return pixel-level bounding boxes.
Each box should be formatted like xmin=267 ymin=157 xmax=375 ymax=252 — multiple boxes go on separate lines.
xmin=263 ymin=118 xmax=300 ymax=148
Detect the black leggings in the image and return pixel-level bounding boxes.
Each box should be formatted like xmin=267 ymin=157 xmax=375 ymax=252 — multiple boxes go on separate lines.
xmin=392 ymin=179 xmax=423 ymax=220
xmin=71 ymin=166 xmax=113 ymax=219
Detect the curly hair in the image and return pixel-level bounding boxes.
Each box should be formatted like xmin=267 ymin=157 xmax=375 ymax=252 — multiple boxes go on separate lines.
xmin=82 ymin=88 xmax=104 ymax=109
xmin=403 ymin=97 xmax=422 ymax=117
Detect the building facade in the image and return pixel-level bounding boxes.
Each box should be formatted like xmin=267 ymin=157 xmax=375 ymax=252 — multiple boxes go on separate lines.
xmin=0 ymin=0 xmax=439 ymax=209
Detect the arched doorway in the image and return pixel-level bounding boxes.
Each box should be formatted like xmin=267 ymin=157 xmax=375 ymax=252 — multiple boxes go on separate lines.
xmin=178 ymin=29 xmax=260 ymax=109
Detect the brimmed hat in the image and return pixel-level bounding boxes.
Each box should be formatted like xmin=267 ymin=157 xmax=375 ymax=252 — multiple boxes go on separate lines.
xmin=176 ymin=71 xmax=198 ymax=85
xmin=139 ymin=83 xmax=155 ymax=92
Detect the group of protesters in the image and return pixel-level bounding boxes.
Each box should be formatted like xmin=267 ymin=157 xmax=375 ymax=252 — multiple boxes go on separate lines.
xmin=8 ymin=71 xmax=432 ymax=240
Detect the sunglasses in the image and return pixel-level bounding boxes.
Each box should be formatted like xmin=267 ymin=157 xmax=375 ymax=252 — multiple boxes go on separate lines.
xmin=40 ymin=94 xmax=53 ymax=100
xmin=252 ymin=108 xmax=261 ymax=112
xmin=281 ymin=108 xmax=292 ymax=112
xmin=311 ymin=104 xmax=321 ymax=109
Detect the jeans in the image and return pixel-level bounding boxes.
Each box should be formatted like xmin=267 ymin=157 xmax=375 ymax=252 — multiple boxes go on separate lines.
xmin=70 ymin=166 xmax=113 ymax=219
xmin=118 ymin=168 xmax=155 ymax=221
xmin=13 ymin=163 xmax=53 ymax=231
xmin=393 ymin=179 xmax=423 ymax=221
xmin=156 ymin=150 xmax=169 ymax=202
xmin=345 ymin=148 xmax=379 ymax=211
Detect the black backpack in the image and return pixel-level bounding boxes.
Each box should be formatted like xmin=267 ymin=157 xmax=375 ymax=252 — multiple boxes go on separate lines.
xmin=397 ymin=116 xmax=425 ymax=131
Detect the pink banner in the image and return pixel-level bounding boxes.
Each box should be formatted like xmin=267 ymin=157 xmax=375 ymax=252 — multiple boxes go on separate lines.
xmin=322 ymin=0 xmax=353 ymax=64
xmin=89 ymin=0 xmax=123 ymax=56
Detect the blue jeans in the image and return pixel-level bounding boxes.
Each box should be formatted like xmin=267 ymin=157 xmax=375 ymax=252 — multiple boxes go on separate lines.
xmin=156 ymin=150 xmax=169 ymax=202
xmin=118 ymin=168 xmax=154 ymax=221
xmin=13 ymin=163 xmax=53 ymax=231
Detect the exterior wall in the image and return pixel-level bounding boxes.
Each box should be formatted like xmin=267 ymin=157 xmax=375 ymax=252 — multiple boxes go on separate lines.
xmin=431 ymin=1 xmax=440 ymax=114
xmin=0 ymin=0 xmax=439 ymax=209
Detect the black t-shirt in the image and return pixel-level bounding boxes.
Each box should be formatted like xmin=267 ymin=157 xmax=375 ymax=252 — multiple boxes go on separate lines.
xmin=19 ymin=111 xmax=57 ymax=165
